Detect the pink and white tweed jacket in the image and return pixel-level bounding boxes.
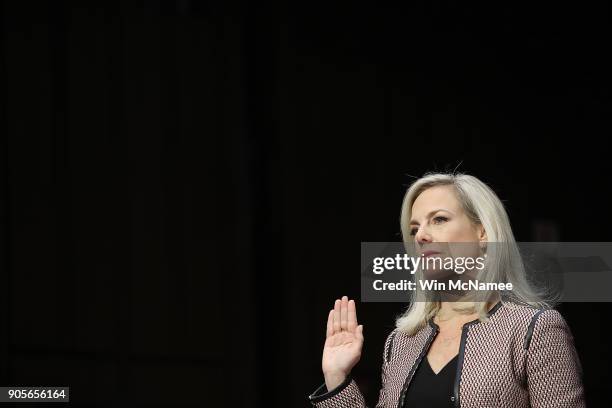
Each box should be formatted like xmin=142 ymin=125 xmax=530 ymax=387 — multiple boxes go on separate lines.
xmin=308 ymin=301 xmax=585 ymax=407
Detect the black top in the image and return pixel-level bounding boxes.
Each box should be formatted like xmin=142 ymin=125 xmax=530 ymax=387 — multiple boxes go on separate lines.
xmin=402 ymin=354 xmax=458 ymax=408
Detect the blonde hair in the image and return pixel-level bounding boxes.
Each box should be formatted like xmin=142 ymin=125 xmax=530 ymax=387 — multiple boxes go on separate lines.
xmin=396 ymin=172 xmax=550 ymax=335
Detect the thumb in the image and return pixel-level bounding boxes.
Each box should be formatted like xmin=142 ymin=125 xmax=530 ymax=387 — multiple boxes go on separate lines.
xmin=356 ymin=325 xmax=364 ymax=342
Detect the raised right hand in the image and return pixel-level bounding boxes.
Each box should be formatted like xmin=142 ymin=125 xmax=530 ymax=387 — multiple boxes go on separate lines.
xmin=321 ymin=296 xmax=364 ymax=391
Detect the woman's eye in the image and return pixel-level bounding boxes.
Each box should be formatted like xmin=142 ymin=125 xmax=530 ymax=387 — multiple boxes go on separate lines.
xmin=410 ymin=228 xmax=418 ymax=236
xmin=433 ymin=216 xmax=448 ymax=224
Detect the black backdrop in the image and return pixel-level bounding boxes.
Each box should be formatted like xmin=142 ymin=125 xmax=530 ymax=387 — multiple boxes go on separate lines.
xmin=1 ymin=1 xmax=611 ymax=406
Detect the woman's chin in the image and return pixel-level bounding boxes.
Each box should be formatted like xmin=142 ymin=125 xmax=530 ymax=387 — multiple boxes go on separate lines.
xmin=422 ymin=268 xmax=457 ymax=282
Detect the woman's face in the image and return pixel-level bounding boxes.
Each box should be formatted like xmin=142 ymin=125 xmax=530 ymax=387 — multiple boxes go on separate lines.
xmin=409 ymin=185 xmax=485 ymax=245
xmin=409 ymin=185 xmax=487 ymax=278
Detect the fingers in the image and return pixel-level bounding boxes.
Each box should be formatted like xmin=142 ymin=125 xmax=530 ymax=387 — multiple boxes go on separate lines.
xmin=333 ymin=299 xmax=341 ymax=332
xmin=348 ymin=299 xmax=357 ymax=332
xmin=340 ymin=296 xmax=348 ymax=330
xmin=326 ymin=309 xmax=334 ymax=338
xmin=329 ymin=297 xmax=360 ymax=336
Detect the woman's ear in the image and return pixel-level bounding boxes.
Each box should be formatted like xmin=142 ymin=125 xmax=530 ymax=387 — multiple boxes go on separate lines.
xmin=478 ymin=224 xmax=487 ymax=242
xmin=478 ymin=225 xmax=488 ymax=253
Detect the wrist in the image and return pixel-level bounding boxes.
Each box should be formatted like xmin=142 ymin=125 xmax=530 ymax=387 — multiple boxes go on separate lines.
xmin=323 ymin=371 xmax=347 ymax=391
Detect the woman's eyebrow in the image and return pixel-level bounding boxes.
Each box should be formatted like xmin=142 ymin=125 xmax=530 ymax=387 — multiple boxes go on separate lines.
xmin=409 ymin=209 xmax=453 ymax=225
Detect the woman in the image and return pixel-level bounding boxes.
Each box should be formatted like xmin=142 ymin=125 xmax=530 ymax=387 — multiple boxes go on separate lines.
xmin=308 ymin=172 xmax=585 ymax=407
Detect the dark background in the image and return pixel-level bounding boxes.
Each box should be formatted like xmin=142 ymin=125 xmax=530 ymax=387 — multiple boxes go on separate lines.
xmin=1 ymin=0 xmax=611 ymax=406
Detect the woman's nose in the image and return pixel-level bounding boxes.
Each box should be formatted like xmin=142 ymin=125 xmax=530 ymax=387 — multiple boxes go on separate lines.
xmin=415 ymin=227 xmax=433 ymax=244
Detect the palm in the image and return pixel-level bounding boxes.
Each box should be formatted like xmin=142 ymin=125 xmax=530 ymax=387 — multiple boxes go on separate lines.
xmin=321 ymin=297 xmax=364 ymax=376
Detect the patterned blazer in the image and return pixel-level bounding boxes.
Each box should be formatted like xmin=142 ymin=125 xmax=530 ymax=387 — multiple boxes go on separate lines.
xmin=308 ymin=301 xmax=585 ymax=408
